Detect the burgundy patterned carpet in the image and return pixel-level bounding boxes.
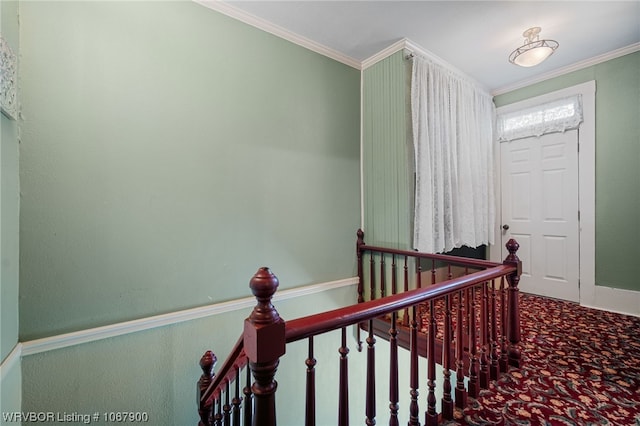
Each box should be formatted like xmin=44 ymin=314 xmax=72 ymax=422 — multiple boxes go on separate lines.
xmin=446 ymin=293 xmax=640 ymax=426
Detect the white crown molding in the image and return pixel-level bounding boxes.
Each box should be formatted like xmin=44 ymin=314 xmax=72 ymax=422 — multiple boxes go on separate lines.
xmin=0 ymin=343 xmax=22 ymax=381
xmin=193 ymin=0 xmax=361 ymax=70
xmin=361 ymin=38 xmax=408 ymax=70
xmin=192 ymin=1 xmax=637 ymax=94
xmin=362 ymin=38 xmax=490 ymax=94
xmin=492 ymin=42 xmax=640 ymax=96
xmin=20 ymin=277 xmax=358 ymax=357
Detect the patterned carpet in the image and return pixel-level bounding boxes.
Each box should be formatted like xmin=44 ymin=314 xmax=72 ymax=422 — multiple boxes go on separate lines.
xmin=445 ymin=293 xmax=640 ymax=426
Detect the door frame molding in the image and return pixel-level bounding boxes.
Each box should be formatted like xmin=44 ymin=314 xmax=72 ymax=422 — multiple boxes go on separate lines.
xmin=491 ymin=81 xmax=595 ymax=308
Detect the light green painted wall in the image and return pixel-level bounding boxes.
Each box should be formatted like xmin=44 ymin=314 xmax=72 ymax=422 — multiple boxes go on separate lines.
xmin=0 ymin=113 xmax=19 ymax=361
xmin=21 ymin=282 xmax=442 ymax=426
xmin=21 ymin=285 xmax=362 ymax=426
xmin=0 ymin=0 xmax=22 ymax=420
xmin=0 ymin=0 xmax=19 ymax=363
xmin=0 ymin=353 xmax=21 ymax=426
xmin=494 ymin=52 xmax=640 ymax=292
xmin=362 ymin=52 xmax=413 ymax=249
xmin=19 ymin=1 xmax=361 ymax=341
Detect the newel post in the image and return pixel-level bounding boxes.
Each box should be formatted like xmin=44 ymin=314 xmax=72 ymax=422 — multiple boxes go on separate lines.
xmin=356 ymin=229 xmax=366 ymax=352
xmin=244 ymin=267 xmax=286 ymax=426
xmin=197 ymin=351 xmax=217 ymax=426
xmin=503 ymin=239 xmax=522 ymax=368
xmin=356 ymin=229 xmax=365 ymax=305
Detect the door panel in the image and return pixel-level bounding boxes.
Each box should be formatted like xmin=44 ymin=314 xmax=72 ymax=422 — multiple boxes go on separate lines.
xmin=501 ymin=130 xmax=579 ymax=302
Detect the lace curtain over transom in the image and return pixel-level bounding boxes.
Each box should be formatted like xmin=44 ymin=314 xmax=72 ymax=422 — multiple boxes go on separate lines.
xmin=496 ymin=95 xmax=583 ymax=142
xmin=411 ymin=56 xmax=495 ymax=254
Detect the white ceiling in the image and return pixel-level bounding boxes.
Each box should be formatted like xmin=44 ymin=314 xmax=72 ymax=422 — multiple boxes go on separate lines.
xmin=213 ymin=1 xmax=640 ymax=94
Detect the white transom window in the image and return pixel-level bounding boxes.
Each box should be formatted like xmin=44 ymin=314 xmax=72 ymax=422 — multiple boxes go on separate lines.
xmin=496 ymin=95 xmax=583 ymax=142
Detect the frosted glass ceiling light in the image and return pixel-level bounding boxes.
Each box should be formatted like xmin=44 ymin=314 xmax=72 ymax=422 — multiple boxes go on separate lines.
xmin=509 ymin=27 xmax=559 ymax=67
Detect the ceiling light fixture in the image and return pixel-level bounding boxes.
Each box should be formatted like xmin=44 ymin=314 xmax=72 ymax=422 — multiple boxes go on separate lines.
xmin=509 ymin=27 xmax=559 ymax=67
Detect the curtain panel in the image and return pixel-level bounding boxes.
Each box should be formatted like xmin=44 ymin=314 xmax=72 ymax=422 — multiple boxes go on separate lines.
xmin=411 ymin=56 xmax=495 ymax=253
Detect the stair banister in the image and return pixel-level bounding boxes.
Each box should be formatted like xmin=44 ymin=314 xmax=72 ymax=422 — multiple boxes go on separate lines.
xmin=198 ymin=236 xmax=522 ymax=425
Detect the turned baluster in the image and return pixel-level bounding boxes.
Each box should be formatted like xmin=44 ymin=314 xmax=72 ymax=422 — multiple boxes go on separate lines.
xmin=243 ymin=367 xmax=252 ymax=426
xmin=455 ymin=290 xmax=467 ymax=409
xmin=380 ymin=254 xmax=386 ymax=298
xmin=489 ymin=279 xmax=500 ymax=380
xmin=425 ymin=299 xmax=438 ymax=426
xmin=232 ymin=366 xmax=241 ymax=426
xmin=391 ymin=254 xmax=397 ymax=295
xmin=214 ymin=399 xmax=222 ymax=426
xmin=431 ymin=259 xmax=436 ymax=285
xmin=479 ymin=284 xmax=489 ymax=389
xmin=441 ymin=294 xmax=453 ymax=420
xmin=370 ymin=253 xmax=376 ymax=300
xmin=338 ymin=327 xmax=350 ymax=426
xmin=408 ymin=305 xmax=420 ymax=426
xmin=402 ymin=256 xmax=410 ymax=327
xmin=389 ymin=311 xmax=399 ymax=426
xmin=198 ymin=351 xmax=217 ymax=426
xmin=244 ymin=267 xmax=286 ymax=426
xmin=468 ymin=287 xmax=479 ymax=398
xmin=504 ymin=239 xmax=522 ymax=368
xmin=223 ymin=381 xmax=231 ymax=424
xmin=499 ymin=276 xmax=509 ymax=373
xmin=305 ymin=337 xmax=316 ymax=426
xmin=365 ymin=320 xmax=376 ymax=426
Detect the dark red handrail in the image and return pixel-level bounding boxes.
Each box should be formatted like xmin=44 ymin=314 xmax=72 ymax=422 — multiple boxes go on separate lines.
xmin=284 ymin=264 xmax=514 ymax=343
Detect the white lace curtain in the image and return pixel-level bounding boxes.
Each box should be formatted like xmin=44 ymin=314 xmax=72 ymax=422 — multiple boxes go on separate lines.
xmin=496 ymin=95 xmax=583 ymax=142
xmin=411 ymin=56 xmax=495 ymax=253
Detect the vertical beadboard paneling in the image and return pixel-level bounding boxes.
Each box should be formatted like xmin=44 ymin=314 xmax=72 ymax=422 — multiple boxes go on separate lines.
xmin=362 ymin=51 xmax=413 ymax=249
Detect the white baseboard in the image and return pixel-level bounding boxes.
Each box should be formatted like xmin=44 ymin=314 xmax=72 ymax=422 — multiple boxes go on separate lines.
xmin=581 ymin=285 xmax=640 ymax=318
xmin=20 ymin=277 xmax=358 ymax=357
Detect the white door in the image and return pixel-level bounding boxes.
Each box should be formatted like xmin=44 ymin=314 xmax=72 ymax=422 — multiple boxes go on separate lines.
xmin=500 ymin=130 xmax=579 ymax=302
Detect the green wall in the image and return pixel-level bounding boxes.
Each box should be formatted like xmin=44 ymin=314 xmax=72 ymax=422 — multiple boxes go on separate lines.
xmin=16 ymin=0 xmax=361 ymax=423
xmin=19 ymin=0 xmax=361 ymax=341
xmin=21 ymin=284 xmax=361 ymax=426
xmin=494 ymin=52 xmax=640 ymax=292
xmin=0 ymin=0 xmax=22 ymax=420
xmin=362 ymin=51 xmax=413 ymax=249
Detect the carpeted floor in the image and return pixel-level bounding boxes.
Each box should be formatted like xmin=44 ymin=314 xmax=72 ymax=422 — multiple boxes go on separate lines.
xmin=446 ymin=293 xmax=640 ymax=426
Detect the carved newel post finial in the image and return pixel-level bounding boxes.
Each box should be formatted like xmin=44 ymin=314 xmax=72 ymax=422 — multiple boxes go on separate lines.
xmin=503 ymin=239 xmax=522 ymax=368
xmin=199 ymin=351 xmax=217 ymax=379
xmin=505 ymin=239 xmax=520 ymax=264
xmin=357 ymin=228 xmax=365 ymax=248
xmin=248 ymin=267 xmax=281 ymax=325
xmin=244 ymin=267 xmax=285 ymax=426
xmin=198 ymin=351 xmax=217 ymax=426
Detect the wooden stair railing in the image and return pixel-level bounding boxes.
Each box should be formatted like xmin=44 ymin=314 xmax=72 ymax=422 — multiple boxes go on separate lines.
xmin=356 ymin=229 xmax=523 ymax=370
xmin=197 ymin=234 xmax=521 ymax=426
